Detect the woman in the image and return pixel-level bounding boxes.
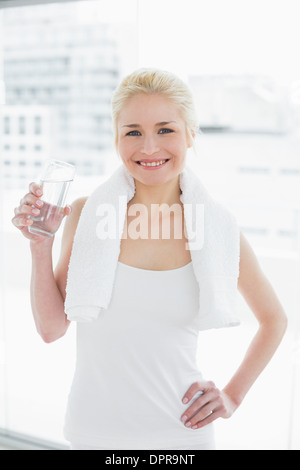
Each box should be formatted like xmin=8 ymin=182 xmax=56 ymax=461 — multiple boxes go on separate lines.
xmin=12 ymin=68 xmax=287 ymax=450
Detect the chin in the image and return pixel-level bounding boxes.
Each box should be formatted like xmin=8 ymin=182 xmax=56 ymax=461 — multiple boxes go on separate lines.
xmin=136 ymin=171 xmax=181 ymax=188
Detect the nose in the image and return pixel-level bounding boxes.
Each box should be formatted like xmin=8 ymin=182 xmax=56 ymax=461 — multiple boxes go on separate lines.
xmin=141 ymin=135 xmax=160 ymax=156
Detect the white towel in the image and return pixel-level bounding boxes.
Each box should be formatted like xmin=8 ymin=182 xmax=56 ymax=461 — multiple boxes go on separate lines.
xmin=65 ymin=164 xmax=240 ymax=330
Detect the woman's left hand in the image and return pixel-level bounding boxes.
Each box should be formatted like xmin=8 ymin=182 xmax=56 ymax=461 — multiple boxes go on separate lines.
xmin=181 ymin=381 xmax=239 ymax=429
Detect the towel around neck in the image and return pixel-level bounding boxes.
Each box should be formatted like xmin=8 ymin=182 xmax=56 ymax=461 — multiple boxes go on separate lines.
xmin=65 ymin=164 xmax=240 ymax=329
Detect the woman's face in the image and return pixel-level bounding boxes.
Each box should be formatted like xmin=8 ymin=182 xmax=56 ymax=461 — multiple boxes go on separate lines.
xmin=117 ymin=93 xmax=193 ymax=186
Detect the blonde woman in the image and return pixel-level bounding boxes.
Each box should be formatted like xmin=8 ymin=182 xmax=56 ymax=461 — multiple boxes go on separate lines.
xmin=12 ymin=68 xmax=287 ymax=450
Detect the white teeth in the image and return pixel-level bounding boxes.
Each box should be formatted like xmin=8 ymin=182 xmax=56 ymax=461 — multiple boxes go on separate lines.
xmin=139 ymin=160 xmax=167 ymax=167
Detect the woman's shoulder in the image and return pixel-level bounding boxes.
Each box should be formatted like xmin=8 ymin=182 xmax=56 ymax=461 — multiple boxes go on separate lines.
xmin=71 ymin=196 xmax=88 ymax=214
xmin=62 ymin=197 xmax=88 ymax=243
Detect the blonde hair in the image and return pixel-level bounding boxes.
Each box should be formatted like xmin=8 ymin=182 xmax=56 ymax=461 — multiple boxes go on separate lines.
xmin=111 ymin=68 xmax=198 ymax=150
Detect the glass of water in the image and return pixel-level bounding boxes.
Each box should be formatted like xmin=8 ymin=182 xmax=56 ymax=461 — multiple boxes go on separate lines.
xmin=28 ymin=159 xmax=76 ymax=238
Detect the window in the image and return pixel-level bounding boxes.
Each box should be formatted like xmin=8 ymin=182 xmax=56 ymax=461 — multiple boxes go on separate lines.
xmin=33 ymin=116 xmax=41 ymax=135
xmin=0 ymin=0 xmax=138 ymax=448
xmin=4 ymin=116 xmax=10 ymax=134
xmin=18 ymin=116 xmax=25 ymax=134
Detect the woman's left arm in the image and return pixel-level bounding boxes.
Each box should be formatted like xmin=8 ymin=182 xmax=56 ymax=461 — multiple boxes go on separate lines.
xmin=181 ymin=231 xmax=288 ymax=429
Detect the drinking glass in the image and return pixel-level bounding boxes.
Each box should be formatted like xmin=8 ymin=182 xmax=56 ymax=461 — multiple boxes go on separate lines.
xmin=28 ymin=159 xmax=76 ymax=238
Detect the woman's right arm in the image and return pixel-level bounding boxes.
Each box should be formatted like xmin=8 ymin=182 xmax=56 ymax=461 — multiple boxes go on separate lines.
xmin=12 ymin=182 xmax=87 ymax=343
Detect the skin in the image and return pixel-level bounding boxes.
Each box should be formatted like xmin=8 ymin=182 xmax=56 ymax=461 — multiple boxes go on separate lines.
xmin=11 ymin=93 xmax=287 ymax=433
xmin=117 ymin=93 xmax=193 ymax=270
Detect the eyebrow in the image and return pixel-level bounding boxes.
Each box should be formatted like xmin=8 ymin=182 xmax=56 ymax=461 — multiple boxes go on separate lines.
xmin=121 ymin=121 xmax=177 ymax=128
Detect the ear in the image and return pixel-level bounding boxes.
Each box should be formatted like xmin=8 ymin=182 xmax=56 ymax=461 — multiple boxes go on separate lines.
xmin=186 ymin=130 xmax=195 ymax=149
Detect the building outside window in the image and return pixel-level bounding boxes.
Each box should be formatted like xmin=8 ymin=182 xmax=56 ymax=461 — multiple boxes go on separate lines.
xmin=0 ymin=0 xmax=138 ymax=449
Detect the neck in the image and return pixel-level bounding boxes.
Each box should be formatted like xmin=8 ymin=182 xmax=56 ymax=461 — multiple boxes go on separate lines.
xmin=131 ymin=175 xmax=182 ymax=209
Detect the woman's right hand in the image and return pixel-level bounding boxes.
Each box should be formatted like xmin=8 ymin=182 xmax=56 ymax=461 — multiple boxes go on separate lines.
xmin=11 ymin=182 xmax=71 ymax=243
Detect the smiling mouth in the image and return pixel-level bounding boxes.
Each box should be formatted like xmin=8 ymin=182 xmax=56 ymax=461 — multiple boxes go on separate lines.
xmin=136 ymin=159 xmax=169 ymax=168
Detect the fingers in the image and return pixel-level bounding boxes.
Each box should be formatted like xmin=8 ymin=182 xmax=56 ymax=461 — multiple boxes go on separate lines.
xmin=13 ymin=205 xmax=40 ymax=228
xmin=14 ymin=203 xmax=40 ymax=217
xmin=29 ymin=182 xmax=43 ymax=198
xmin=19 ymin=193 xmax=43 ymax=208
xmin=181 ymin=380 xmax=224 ymax=429
xmin=190 ymin=408 xmax=223 ymax=430
xmin=19 ymin=183 xmax=43 ymax=207
xmin=12 ymin=182 xmax=44 ymax=230
xmin=182 ymin=389 xmax=216 ymax=418
xmin=182 ymin=380 xmax=216 ymax=404
xmin=12 ymin=182 xmax=72 ymax=235
xmin=64 ymin=205 xmax=72 ymax=216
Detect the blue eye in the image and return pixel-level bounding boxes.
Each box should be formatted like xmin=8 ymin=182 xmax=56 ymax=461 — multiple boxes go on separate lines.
xmin=159 ymin=128 xmax=174 ymax=134
xmin=126 ymin=130 xmax=141 ymax=136
xmin=126 ymin=128 xmax=174 ymax=136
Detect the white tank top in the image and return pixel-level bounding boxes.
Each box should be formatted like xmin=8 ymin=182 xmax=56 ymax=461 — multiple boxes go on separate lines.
xmin=64 ymin=261 xmax=215 ymax=450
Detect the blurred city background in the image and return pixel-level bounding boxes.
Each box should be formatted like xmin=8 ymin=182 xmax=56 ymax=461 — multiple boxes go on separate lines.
xmin=1 ymin=0 xmax=300 ymax=450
